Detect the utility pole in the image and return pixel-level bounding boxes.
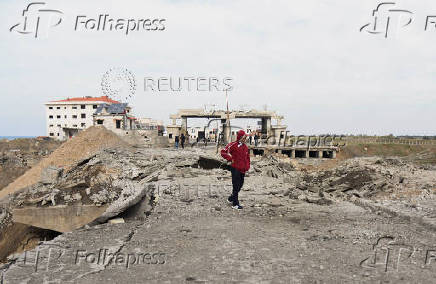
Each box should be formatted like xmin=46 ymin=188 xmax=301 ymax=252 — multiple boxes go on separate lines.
xmin=225 ymin=90 xmax=231 ymax=144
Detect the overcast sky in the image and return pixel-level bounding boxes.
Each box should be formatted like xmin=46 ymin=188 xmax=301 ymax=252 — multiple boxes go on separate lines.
xmin=0 ymin=0 xmax=435 ymax=136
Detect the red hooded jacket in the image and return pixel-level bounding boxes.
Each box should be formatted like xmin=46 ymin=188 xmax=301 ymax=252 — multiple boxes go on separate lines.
xmin=220 ymin=130 xmax=250 ymax=173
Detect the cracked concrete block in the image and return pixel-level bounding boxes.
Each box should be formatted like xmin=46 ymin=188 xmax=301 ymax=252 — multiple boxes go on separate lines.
xmin=40 ymin=166 xmax=63 ymax=185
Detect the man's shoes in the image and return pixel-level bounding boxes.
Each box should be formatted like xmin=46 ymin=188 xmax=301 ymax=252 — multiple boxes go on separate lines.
xmin=227 ymin=195 xmax=234 ymax=204
xmin=232 ymin=204 xmax=243 ymax=210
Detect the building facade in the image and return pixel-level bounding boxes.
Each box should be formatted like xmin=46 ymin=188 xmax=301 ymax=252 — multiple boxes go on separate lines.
xmin=45 ymin=96 xmax=120 ymax=140
xmin=93 ymin=103 xmax=137 ymax=135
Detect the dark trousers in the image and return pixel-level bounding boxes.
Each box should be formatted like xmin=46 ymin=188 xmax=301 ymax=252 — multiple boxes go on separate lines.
xmin=230 ymin=167 xmax=245 ymax=205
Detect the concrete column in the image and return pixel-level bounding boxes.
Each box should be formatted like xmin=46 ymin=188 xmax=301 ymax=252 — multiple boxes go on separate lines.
xmin=305 ymin=150 xmax=309 ymax=158
xmin=277 ymin=149 xmax=282 ymax=154
xmin=291 ymin=150 xmax=295 ymax=159
xmin=181 ymin=117 xmax=188 ymax=132
xmin=222 ymin=122 xmax=231 ymax=144
xmin=319 ymin=151 xmax=323 ymax=159
xmin=266 ymin=118 xmax=272 ymax=137
xmin=332 ymin=151 xmax=337 ymax=159
xmin=261 ymin=118 xmax=272 ymax=137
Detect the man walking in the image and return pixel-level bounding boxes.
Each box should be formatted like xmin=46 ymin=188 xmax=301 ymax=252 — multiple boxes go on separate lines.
xmin=254 ymin=132 xmax=259 ymax=147
xmin=220 ymin=130 xmax=250 ymax=210
xmin=180 ymin=133 xmax=186 ymax=149
xmin=175 ymin=135 xmax=179 ymax=149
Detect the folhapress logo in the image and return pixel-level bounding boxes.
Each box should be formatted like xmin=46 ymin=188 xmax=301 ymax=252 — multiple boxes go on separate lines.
xmin=10 ymin=2 xmax=63 ymax=38
xmin=10 ymin=2 xmax=167 ymax=39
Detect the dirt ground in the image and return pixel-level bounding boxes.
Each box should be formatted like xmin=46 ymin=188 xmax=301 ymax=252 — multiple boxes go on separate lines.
xmin=2 ymin=187 xmax=436 ymax=283
xmin=1 ymin=144 xmax=436 ymax=283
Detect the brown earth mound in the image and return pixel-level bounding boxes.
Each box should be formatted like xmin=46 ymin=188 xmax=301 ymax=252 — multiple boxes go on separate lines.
xmin=338 ymin=144 xmax=436 ymax=164
xmin=0 ymin=138 xmax=61 ymax=190
xmin=0 ymin=126 xmax=128 ymax=201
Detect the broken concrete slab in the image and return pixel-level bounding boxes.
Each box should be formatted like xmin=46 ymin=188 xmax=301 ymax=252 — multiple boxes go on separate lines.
xmin=12 ymin=204 xmax=108 ymax=233
xmin=108 ymin=217 xmax=125 ymax=224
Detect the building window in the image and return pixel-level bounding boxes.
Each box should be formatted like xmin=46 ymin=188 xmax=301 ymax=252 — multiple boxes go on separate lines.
xmin=72 ymin=106 xmax=77 ymax=109
xmin=49 ymin=133 xmax=54 ymax=136
xmin=49 ymin=124 xmax=54 ymax=127
xmin=49 ymin=115 xmax=53 ymax=119
xmin=49 ymin=107 xmax=53 ymax=110
xmin=73 ymin=124 xmax=78 ymax=127
xmin=97 ymin=120 xmax=104 ymax=125
xmin=64 ymin=115 xmax=67 ymax=119
xmin=81 ymin=113 xmax=86 ymax=119
xmin=93 ymin=105 xmax=98 ymax=109
xmin=72 ymin=115 xmax=77 ymax=119
xmin=57 ymin=124 xmax=61 ymax=127
xmin=57 ymin=133 xmax=60 ymax=136
xmin=64 ymin=107 xmax=66 ymax=109
xmin=81 ymin=123 xmax=86 ymax=128
xmin=116 ymin=120 xmax=121 ymax=129
xmin=56 ymin=107 xmax=60 ymax=110
xmin=57 ymin=115 xmax=61 ymax=119
xmin=169 ymin=134 xmax=173 ymax=139
xmin=81 ymin=105 xmax=86 ymax=109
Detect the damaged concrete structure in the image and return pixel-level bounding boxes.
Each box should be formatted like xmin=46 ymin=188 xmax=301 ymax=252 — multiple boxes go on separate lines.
xmin=93 ymin=104 xmax=168 ymax=148
xmin=167 ymin=108 xmax=286 ymax=144
xmin=93 ymin=103 xmax=137 ymax=134
xmin=250 ymin=145 xmax=338 ymax=159
xmin=167 ymin=108 xmax=338 ymax=158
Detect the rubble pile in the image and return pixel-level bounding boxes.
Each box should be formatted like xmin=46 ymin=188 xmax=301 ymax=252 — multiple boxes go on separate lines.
xmin=0 ymin=126 xmax=128 ymax=200
xmin=251 ymin=155 xmax=294 ymax=178
xmin=296 ymin=157 xmax=436 ymax=202
xmin=1 ymin=136 xmax=436 ymax=266
xmin=0 ymin=206 xmax=12 ymax=231
xmin=8 ymin=148 xmax=158 ymax=215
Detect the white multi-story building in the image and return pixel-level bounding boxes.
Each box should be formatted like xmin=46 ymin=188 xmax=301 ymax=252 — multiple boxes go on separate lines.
xmin=45 ymin=96 xmax=120 ymax=140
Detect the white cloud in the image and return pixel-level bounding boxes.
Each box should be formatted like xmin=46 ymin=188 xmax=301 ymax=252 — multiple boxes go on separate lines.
xmin=0 ymin=0 xmax=435 ymax=136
